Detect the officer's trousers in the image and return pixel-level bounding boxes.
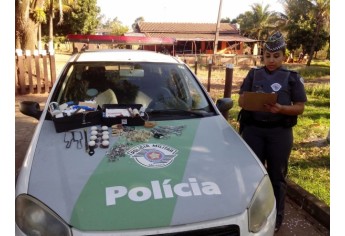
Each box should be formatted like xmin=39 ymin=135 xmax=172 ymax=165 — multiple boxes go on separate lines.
xmin=242 ymin=125 xmax=293 ymax=224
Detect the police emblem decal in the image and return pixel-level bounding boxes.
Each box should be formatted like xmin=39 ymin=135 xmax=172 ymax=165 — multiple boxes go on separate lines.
xmin=126 ymin=143 xmax=178 ymax=168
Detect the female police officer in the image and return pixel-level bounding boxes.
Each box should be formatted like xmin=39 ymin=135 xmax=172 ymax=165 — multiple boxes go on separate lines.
xmin=238 ymin=31 xmax=307 ymax=232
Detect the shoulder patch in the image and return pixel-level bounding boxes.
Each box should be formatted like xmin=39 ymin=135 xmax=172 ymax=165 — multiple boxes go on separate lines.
xmin=300 ymin=77 xmax=305 ymax=84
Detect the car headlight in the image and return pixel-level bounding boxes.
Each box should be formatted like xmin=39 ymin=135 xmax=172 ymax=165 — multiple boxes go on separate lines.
xmin=16 ymin=194 xmax=71 ymax=236
xmin=248 ymin=175 xmax=275 ymax=233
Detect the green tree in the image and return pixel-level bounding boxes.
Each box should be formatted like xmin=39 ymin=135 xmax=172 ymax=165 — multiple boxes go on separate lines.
xmin=220 ymin=17 xmax=231 ymax=23
xmin=106 ymin=17 xmax=128 ymax=35
xmin=16 ymin=0 xmax=84 ymax=50
xmin=44 ymin=0 xmax=74 ymax=50
xmin=70 ymin=0 xmax=100 ymax=34
xmin=38 ymin=0 xmax=75 ymax=51
xmin=283 ymin=0 xmax=330 ymax=65
xmin=235 ymin=3 xmax=287 ymax=40
xmin=41 ymin=7 xmax=74 ymax=36
xmin=306 ymin=0 xmax=330 ymax=65
xmin=15 ymin=0 xmax=46 ymax=50
xmin=132 ymin=17 xmax=144 ymax=32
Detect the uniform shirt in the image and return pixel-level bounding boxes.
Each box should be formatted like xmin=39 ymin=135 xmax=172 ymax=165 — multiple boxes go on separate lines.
xmin=239 ymin=66 xmax=307 ymax=121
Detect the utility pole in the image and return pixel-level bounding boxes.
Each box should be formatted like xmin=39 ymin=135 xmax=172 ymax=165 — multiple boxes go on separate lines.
xmin=213 ymin=0 xmax=223 ymax=56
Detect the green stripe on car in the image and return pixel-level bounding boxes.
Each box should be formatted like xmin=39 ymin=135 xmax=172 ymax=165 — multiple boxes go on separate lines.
xmin=70 ymin=120 xmax=200 ymax=231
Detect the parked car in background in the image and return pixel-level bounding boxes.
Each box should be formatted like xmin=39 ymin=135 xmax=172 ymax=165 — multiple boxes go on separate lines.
xmin=16 ymin=49 xmax=276 ymax=235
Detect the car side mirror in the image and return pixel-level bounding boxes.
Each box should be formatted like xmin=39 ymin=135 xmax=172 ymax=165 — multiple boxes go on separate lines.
xmin=216 ymin=98 xmax=233 ymax=112
xmin=19 ymin=101 xmax=42 ymax=120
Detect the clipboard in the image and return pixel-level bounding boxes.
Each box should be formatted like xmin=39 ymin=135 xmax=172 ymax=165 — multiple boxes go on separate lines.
xmin=242 ymin=91 xmax=277 ymax=112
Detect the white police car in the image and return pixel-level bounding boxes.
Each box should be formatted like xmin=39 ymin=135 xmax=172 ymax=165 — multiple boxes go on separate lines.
xmin=16 ymin=49 xmax=276 ymax=235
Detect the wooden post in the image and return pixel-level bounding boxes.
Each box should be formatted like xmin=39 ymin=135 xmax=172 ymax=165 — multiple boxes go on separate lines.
xmin=25 ymin=50 xmax=34 ymax=94
xmin=41 ymin=50 xmax=49 ymax=93
xmin=194 ymin=57 xmax=198 ymax=75
xmin=15 ymin=57 xmax=18 ymax=95
xmin=222 ymin=64 xmax=234 ymax=119
xmin=223 ymin=64 xmax=233 ymax=98
xmin=49 ymin=51 xmax=56 ymax=85
xmin=34 ymin=50 xmax=42 ymax=93
xmin=207 ymin=59 xmax=212 ymax=92
xmin=16 ymin=49 xmax=26 ymax=94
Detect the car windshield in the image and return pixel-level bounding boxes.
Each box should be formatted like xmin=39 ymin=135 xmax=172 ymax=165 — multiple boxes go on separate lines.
xmin=53 ymin=62 xmax=213 ymax=116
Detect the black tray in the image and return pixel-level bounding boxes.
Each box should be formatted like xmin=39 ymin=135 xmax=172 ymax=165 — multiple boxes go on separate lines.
xmin=101 ymin=104 xmax=145 ymax=126
xmin=52 ymin=110 xmax=102 ymax=133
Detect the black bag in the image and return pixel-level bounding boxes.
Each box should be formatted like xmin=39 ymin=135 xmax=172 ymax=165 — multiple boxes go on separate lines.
xmin=237 ymin=109 xmax=253 ymax=134
xmin=283 ymin=115 xmax=298 ymax=128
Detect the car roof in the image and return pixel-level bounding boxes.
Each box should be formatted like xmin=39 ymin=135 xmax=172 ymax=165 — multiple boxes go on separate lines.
xmin=70 ymin=49 xmax=181 ymax=63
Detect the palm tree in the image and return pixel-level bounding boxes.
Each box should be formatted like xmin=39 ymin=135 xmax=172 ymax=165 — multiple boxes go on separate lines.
xmin=236 ymin=3 xmax=287 ymax=41
xmin=46 ymin=0 xmax=74 ymax=51
xmin=306 ymin=0 xmax=330 ymax=65
xmin=250 ymin=3 xmax=272 ymax=39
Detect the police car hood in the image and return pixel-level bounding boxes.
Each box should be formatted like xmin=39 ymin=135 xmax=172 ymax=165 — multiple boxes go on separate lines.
xmin=28 ymin=117 xmax=265 ymax=231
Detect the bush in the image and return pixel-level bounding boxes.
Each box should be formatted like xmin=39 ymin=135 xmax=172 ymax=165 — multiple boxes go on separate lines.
xmin=41 ymin=36 xmax=67 ymax=45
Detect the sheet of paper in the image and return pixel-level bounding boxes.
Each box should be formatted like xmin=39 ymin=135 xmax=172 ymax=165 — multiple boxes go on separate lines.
xmin=105 ymin=109 xmax=130 ymax=117
xmin=242 ymin=91 xmax=278 ymax=112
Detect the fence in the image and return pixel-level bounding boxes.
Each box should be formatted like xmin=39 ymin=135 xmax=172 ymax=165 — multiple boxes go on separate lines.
xmin=15 ymin=49 xmax=57 ymax=95
xmin=177 ymin=54 xmax=263 ymax=68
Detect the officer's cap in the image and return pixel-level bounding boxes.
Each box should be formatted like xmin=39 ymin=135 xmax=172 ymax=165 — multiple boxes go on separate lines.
xmin=264 ymin=31 xmax=286 ymax=52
